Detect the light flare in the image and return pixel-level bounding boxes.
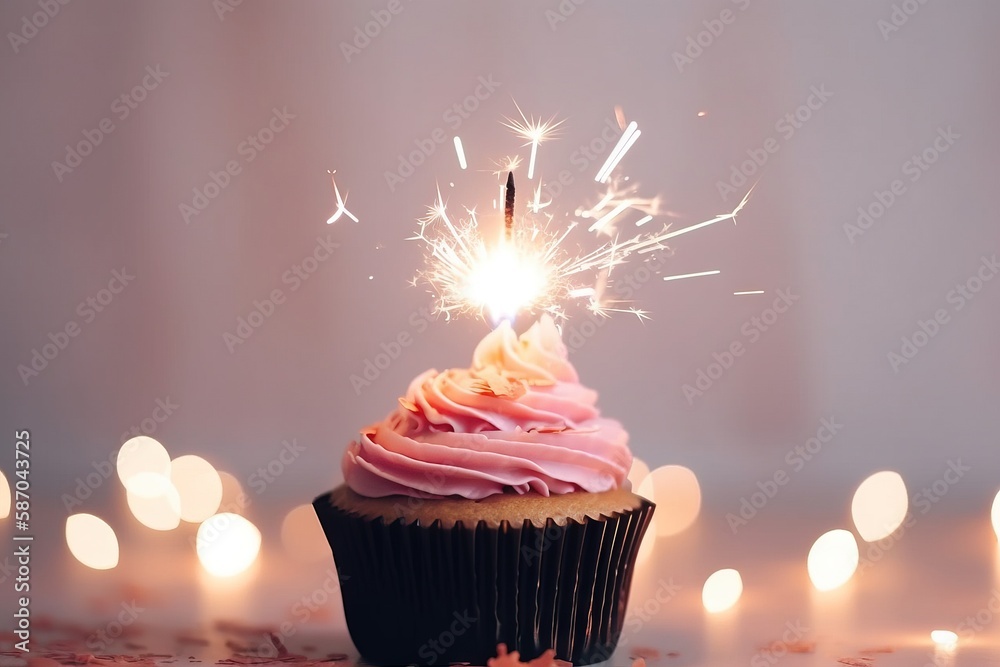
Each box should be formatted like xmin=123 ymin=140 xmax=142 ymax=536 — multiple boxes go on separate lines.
xmin=0 ymin=470 xmax=9 ymax=519
xmin=453 ymin=136 xmax=467 ymax=170
xmin=596 ymin=121 xmax=639 ymax=183
xmin=851 ymin=471 xmax=908 ymax=542
xmin=702 ymin=569 xmax=743 ymax=613
xmin=197 ymin=513 xmax=261 ymax=577
xmin=116 ymin=436 xmax=171 ymax=497
xmin=931 ymin=630 xmax=958 ymax=648
xmin=503 ymin=102 xmax=563 ymax=181
xmin=66 ymin=514 xmax=119 ymax=570
xmin=662 ymin=270 xmax=721 ymax=282
xmin=807 ymin=529 xmax=858 ymax=591
xmin=171 ymin=454 xmax=223 ymax=523
xmin=326 ymin=171 xmax=358 ymax=225
xmin=412 ymin=110 xmax=753 ymax=322
xmin=992 ymin=489 xmax=1000 ymax=541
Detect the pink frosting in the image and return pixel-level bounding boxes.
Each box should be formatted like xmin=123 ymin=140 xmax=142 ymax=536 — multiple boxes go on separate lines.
xmin=342 ymin=315 xmax=631 ymax=499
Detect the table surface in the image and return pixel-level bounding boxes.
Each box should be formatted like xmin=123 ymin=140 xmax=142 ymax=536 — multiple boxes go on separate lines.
xmin=2 ymin=506 xmax=999 ymax=667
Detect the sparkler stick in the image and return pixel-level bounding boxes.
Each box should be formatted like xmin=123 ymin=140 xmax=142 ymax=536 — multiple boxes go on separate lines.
xmin=504 ymin=171 xmax=515 ymax=241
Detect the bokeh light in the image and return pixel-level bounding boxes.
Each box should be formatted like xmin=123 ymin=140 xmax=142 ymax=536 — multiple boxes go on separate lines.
xmin=702 ymin=568 xmax=743 ymax=613
xmin=646 ymin=465 xmax=701 ymax=537
xmin=0 ymin=469 xmax=9 ymax=519
xmin=127 ymin=484 xmax=181 ymax=531
xmin=197 ymin=513 xmax=261 ymax=577
xmin=281 ymin=504 xmax=330 ymax=563
xmin=116 ymin=436 xmax=172 ymax=497
xmin=66 ymin=514 xmax=119 ymax=570
xmin=992 ymin=489 xmax=1000 ymax=542
xmin=170 ymin=455 xmax=223 ymax=523
xmin=627 ymin=457 xmax=650 ymax=494
xmin=852 ymin=471 xmax=908 ymax=542
xmin=808 ymin=529 xmax=859 ymax=591
xmin=217 ymin=471 xmax=247 ymax=514
xmin=636 ymin=522 xmax=656 ymax=564
xmin=931 ymin=630 xmax=958 ymax=647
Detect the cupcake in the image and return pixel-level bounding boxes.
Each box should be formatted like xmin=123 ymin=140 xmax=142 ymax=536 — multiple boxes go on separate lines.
xmin=313 ymin=315 xmax=654 ymax=665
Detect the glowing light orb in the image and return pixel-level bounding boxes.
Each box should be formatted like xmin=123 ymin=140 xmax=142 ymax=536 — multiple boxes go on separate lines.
xmin=627 ymin=457 xmax=650 ymax=494
xmin=0 ymin=469 xmax=9 ymax=519
xmin=992 ymin=489 xmax=1000 ymax=542
xmin=702 ymin=568 xmax=743 ymax=613
xmin=170 ymin=455 xmax=223 ymax=523
xmin=116 ymin=436 xmax=172 ymax=497
xmin=197 ymin=513 xmax=261 ymax=577
xmin=66 ymin=514 xmax=119 ymax=570
xmin=217 ymin=471 xmax=246 ymax=514
xmin=645 ymin=465 xmax=701 ymax=537
xmin=931 ymin=630 xmax=958 ymax=647
xmin=127 ymin=484 xmax=181 ymax=531
xmin=808 ymin=529 xmax=859 ymax=591
xmin=636 ymin=524 xmax=656 ymax=564
xmin=281 ymin=504 xmax=330 ymax=563
xmin=851 ymin=471 xmax=908 ymax=542
xmin=466 ymin=244 xmax=549 ymax=323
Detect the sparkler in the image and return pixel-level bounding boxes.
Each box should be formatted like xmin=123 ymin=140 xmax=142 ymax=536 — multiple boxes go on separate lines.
xmin=326 ymin=171 xmax=358 ymax=225
xmin=410 ymin=109 xmax=754 ymax=324
xmin=503 ymin=102 xmax=563 ymax=181
xmin=453 ymin=136 xmax=468 ymax=170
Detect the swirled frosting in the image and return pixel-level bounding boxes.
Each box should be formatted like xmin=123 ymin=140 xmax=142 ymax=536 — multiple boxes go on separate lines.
xmin=342 ymin=315 xmax=631 ymax=499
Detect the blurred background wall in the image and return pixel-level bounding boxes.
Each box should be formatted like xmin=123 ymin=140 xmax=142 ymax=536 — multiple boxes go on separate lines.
xmin=1 ymin=0 xmax=997 ymax=531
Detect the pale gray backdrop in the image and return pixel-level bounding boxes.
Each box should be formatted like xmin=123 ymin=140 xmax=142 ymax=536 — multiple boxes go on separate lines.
xmin=1 ymin=1 xmax=998 ymax=534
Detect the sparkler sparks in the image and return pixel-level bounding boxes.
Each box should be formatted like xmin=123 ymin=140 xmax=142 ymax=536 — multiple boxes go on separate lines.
xmin=662 ymin=270 xmax=721 ymax=282
xmin=595 ymin=121 xmax=640 ymax=183
xmin=453 ymin=136 xmax=468 ymax=170
xmin=410 ymin=109 xmax=754 ymax=324
xmin=325 ymin=171 xmax=358 ymax=225
xmin=503 ymin=102 xmax=564 ymax=181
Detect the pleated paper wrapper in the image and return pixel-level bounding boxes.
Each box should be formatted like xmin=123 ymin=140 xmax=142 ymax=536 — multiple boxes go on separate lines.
xmin=313 ymin=489 xmax=655 ymax=666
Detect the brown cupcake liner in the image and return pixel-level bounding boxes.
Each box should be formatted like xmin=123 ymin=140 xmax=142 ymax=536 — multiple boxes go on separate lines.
xmin=313 ymin=490 xmax=655 ymax=666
